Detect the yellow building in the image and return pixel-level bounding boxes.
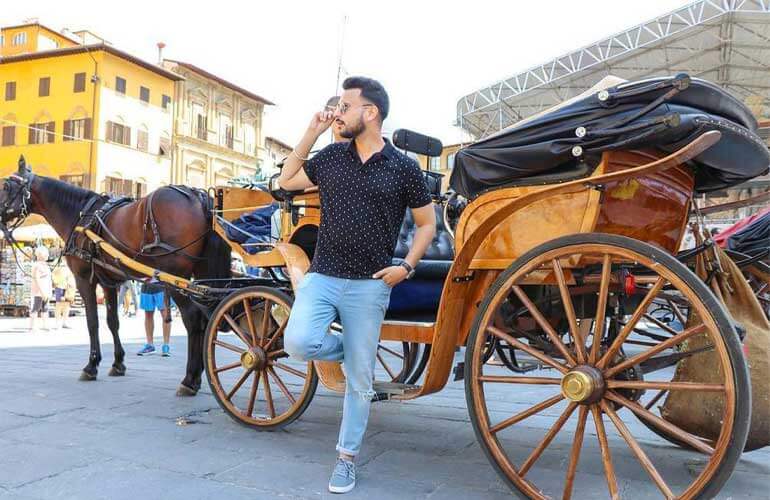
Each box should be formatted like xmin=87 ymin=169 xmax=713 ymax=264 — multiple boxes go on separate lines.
xmin=0 ymin=22 xmax=182 ymax=197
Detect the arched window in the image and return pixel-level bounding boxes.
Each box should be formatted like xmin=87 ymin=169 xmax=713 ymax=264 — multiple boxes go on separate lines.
xmin=106 ymin=116 xmax=130 ymax=146
xmin=2 ymin=113 xmax=17 ymax=146
xmin=12 ymin=32 xmax=27 ymax=46
xmin=185 ymin=161 xmax=206 ymax=189
xmin=63 ymin=107 xmax=92 ymax=141
xmin=159 ymin=131 xmax=171 ymax=157
xmin=136 ymin=124 xmax=149 ymax=152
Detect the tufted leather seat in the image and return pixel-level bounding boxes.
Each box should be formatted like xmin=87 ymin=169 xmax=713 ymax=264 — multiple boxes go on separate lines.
xmin=387 ymin=203 xmax=454 ymax=316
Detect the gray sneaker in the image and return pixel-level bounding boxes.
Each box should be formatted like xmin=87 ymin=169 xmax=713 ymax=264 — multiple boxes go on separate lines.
xmin=328 ymin=458 xmax=356 ymax=494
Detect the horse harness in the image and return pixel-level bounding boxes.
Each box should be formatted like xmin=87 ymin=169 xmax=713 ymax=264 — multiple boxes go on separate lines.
xmin=65 ymin=185 xmax=212 ymax=288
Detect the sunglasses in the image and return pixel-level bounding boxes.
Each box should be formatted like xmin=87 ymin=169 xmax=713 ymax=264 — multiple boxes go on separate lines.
xmin=335 ymin=102 xmax=375 ymax=114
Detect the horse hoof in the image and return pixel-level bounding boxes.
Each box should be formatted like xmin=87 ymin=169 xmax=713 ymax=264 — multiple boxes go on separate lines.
xmin=176 ymin=384 xmax=198 ymax=397
xmin=108 ymin=366 xmax=126 ymax=377
xmin=79 ymin=371 xmax=97 ymax=381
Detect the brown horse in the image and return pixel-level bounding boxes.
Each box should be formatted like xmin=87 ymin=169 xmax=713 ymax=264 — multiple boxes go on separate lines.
xmin=0 ymin=157 xmax=231 ymax=395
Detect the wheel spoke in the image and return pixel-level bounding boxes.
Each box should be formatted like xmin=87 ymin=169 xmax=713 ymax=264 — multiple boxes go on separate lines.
xmin=605 ymin=391 xmax=714 ymax=455
xmin=243 ymin=298 xmax=258 ymax=346
xmin=263 ymin=318 xmax=288 ymax=351
xmin=268 ymin=367 xmax=296 ymax=405
xmin=478 ymin=375 xmax=562 ymax=385
xmin=260 ymin=298 xmax=272 ymax=342
xmin=271 ymin=361 xmax=307 ymax=379
xmin=606 ymin=380 xmax=725 ymax=392
xmin=600 ymin=401 xmax=675 ymax=499
xmin=591 ymin=405 xmax=619 ymax=499
xmin=518 ymin=402 xmax=577 ymax=477
xmin=598 ymin=277 xmax=666 ymax=368
xmin=214 ymin=339 xmax=245 ymax=354
xmin=511 ymin=285 xmax=577 ymax=366
xmin=376 ymin=352 xmax=397 ymax=380
xmin=552 ymin=258 xmax=587 ymax=363
xmin=487 ymin=326 xmax=569 ymax=374
xmin=644 ymin=389 xmax=668 ymax=410
xmin=604 ymin=323 xmax=706 ymax=378
xmin=226 ymin=367 xmax=253 ymax=401
xmin=489 ymin=394 xmax=564 ymax=434
xmin=223 ymin=313 xmax=253 ymax=348
xmin=642 ymin=313 xmax=680 ymax=337
xmin=214 ymin=361 xmax=242 ymax=374
xmin=377 ymin=343 xmax=405 ymax=360
xmin=246 ymin=370 xmax=261 ymax=417
xmin=562 ymin=405 xmax=588 ymax=500
xmin=590 ymin=254 xmax=612 ymax=364
xmin=665 ymin=298 xmax=687 ymax=325
xmin=263 ymin=369 xmax=276 ymax=418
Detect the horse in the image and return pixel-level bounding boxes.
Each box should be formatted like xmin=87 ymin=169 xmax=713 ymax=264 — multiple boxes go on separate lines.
xmin=0 ymin=157 xmax=231 ymax=396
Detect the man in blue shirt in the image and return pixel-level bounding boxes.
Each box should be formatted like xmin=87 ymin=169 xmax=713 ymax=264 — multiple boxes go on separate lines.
xmin=279 ymin=76 xmax=436 ymax=494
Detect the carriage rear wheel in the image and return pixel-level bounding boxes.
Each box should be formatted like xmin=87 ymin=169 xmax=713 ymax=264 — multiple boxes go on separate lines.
xmin=465 ymin=234 xmax=749 ymax=499
xmin=204 ymin=286 xmax=317 ymax=430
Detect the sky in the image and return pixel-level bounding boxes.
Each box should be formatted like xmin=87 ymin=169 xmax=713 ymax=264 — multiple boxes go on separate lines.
xmin=3 ymin=0 xmax=691 ymax=146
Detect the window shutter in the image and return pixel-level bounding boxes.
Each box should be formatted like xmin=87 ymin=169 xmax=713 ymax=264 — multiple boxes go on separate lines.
xmin=74 ymin=73 xmax=86 ymax=93
xmin=124 ymin=126 xmax=131 ymax=146
xmin=39 ymin=77 xmax=50 ymax=97
xmin=28 ymin=124 xmax=35 ymax=145
xmin=84 ymin=118 xmax=92 ymax=140
xmin=2 ymin=126 xmax=14 ymax=146
xmin=47 ymin=122 xmax=55 ymax=143
xmin=63 ymin=120 xmax=72 ymax=141
xmin=105 ymin=121 xmax=113 ymax=142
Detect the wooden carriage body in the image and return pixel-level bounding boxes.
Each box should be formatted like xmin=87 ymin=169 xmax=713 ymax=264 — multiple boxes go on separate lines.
xmin=207 ymin=133 xmax=716 ymax=399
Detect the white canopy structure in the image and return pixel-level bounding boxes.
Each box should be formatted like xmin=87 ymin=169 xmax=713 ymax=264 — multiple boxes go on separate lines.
xmin=457 ymin=0 xmax=770 ymax=139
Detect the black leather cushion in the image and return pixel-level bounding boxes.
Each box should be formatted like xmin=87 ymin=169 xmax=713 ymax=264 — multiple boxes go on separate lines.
xmin=393 ymin=204 xmax=454 ymax=264
xmin=388 ymin=203 xmax=454 ymax=314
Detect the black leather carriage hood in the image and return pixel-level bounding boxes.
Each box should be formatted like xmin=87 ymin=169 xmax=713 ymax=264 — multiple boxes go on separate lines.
xmin=450 ymin=74 xmax=770 ymax=198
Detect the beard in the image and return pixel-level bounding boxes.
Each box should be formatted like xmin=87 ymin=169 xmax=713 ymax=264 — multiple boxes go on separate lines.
xmin=338 ymin=118 xmax=365 ymax=139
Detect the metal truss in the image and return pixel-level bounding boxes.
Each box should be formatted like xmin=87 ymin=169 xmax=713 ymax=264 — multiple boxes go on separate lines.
xmin=458 ymin=0 xmax=770 ymax=138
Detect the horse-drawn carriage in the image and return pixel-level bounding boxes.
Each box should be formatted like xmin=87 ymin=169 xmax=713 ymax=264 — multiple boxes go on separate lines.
xmin=3 ymin=73 xmax=770 ymax=499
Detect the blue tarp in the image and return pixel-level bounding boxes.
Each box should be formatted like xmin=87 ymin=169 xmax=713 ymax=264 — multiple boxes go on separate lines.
xmin=224 ymin=203 xmax=279 ymax=254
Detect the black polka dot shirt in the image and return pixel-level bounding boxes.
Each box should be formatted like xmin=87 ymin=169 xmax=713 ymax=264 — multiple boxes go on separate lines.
xmin=303 ymin=140 xmax=432 ymax=279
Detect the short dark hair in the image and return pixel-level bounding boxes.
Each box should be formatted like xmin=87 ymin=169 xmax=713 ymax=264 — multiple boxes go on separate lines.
xmin=342 ymin=76 xmax=389 ymax=122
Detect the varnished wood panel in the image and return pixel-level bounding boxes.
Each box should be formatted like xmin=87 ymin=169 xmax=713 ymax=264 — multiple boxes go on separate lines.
xmin=594 ymin=150 xmax=694 ymax=253
xmin=454 ymin=166 xmax=605 ymax=270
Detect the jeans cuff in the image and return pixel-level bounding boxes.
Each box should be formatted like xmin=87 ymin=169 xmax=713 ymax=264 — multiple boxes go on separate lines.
xmin=335 ymin=445 xmax=358 ymax=457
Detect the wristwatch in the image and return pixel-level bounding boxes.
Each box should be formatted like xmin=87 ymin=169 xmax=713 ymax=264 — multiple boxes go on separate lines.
xmin=399 ymin=261 xmax=416 ymax=280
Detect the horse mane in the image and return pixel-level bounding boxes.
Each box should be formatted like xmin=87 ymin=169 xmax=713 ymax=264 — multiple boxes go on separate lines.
xmin=37 ymin=175 xmax=99 ymax=214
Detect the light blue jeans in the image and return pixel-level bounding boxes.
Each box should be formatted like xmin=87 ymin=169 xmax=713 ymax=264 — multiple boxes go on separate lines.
xmin=284 ymin=272 xmax=391 ymax=456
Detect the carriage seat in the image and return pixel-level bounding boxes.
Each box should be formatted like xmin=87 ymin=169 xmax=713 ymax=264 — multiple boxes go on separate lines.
xmin=387 ymin=203 xmax=454 ymax=316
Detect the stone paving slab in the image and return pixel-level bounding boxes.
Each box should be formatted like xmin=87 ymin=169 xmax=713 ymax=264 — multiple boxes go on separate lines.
xmin=0 ymin=314 xmax=768 ymax=499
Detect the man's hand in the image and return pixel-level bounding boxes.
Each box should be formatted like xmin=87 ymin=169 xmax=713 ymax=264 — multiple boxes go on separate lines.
xmin=307 ymin=109 xmax=335 ymax=136
xmin=372 ymin=265 xmax=409 ymax=287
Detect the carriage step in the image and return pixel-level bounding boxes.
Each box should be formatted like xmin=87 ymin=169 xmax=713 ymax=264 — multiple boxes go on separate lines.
xmin=372 ymin=381 xmax=418 ymax=396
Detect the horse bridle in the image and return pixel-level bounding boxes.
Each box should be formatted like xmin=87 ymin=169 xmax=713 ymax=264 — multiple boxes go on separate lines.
xmin=1 ymin=173 xmax=33 ymax=232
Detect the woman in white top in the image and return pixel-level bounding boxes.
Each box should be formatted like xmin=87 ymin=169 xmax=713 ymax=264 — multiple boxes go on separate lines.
xmin=30 ymin=245 xmax=53 ymax=332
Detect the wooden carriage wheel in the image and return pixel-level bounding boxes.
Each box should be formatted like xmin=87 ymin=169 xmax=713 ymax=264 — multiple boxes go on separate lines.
xmin=204 ymin=286 xmax=317 ymax=430
xmin=465 ymin=234 xmax=749 ymax=499
xmin=376 ymin=341 xmax=419 ymax=383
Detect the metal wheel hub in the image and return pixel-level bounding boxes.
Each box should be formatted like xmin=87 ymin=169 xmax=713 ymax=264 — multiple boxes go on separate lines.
xmin=561 ymin=365 xmax=605 ymax=404
xmin=241 ymin=347 xmax=267 ymax=371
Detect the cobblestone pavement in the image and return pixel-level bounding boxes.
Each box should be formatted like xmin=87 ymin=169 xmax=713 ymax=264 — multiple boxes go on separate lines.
xmin=0 ymin=312 xmax=767 ymax=499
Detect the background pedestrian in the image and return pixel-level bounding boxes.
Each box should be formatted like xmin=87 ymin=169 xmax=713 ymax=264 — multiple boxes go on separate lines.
xmin=29 ymin=245 xmax=52 ymax=333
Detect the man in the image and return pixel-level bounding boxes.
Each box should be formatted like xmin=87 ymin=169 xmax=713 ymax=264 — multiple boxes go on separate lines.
xmin=280 ymin=76 xmax=436 ymax=494
xmin=136 ymin=280 xmax=172 ymax=356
